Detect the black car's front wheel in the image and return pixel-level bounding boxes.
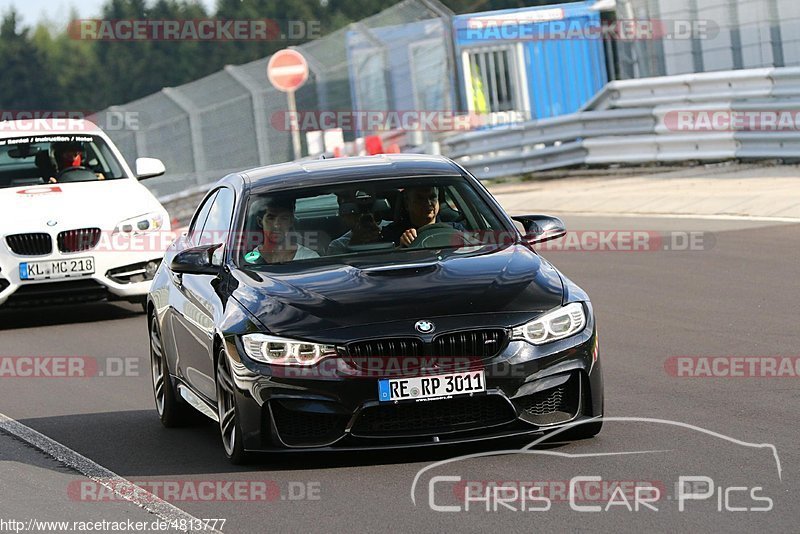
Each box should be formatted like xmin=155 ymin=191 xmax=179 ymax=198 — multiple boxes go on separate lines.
xmin=216 ymin=347 xmax=248 ymax=464
xmin=149 ymin=313 xmax=191 ymax=427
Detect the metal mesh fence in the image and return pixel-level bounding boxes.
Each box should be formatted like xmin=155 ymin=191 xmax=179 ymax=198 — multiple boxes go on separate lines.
xmin=104 ymin=0 xmax=455 ymax=198
xmin=614 ymin=0 xmax=800 ymax=79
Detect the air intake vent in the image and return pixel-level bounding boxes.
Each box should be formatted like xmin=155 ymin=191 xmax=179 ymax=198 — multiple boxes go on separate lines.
xmin=351 ymin=394 xmax=514 ymax=437
xmin=515 ymin=373 xmax=581 ymax=426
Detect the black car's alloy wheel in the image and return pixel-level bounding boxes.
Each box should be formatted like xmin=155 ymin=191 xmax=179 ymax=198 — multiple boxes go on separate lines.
xmin=216 ymin=348 xmax=247 ymax=464
xmin=149 ymin=313 xmax=190 ymax=427
xmin=150 ymin=318 xmax=165 ymax=416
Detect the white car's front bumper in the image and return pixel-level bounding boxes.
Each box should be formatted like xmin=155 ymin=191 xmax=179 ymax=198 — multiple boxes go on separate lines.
xmin=0 ymin=231 xmax=171 ymax=307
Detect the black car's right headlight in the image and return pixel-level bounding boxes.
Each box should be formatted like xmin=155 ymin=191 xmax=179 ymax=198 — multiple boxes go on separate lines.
xmin=511 ymin=302 xmax=587 ymax=345
xmin=241 ymin=333 xmax=337 ymax=366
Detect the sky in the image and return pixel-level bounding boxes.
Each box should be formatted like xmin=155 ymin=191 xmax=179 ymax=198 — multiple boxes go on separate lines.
xmin=4 ymin=0 xmax=218 ymax=28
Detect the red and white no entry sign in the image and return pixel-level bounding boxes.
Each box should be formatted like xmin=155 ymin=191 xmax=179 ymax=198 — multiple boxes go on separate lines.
xmin=267 ymin=49 xmax=309 ymax=93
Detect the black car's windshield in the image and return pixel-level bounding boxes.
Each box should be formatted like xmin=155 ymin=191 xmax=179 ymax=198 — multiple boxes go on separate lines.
xmin=235 ymin=176 xmax=516 ymax=268
xmin=0 ymin=134 xmax=126 ymax=189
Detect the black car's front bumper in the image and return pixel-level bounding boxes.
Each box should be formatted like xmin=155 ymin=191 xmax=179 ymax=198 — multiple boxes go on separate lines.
xmin=222 ymin=328 xmax=603 ymax=452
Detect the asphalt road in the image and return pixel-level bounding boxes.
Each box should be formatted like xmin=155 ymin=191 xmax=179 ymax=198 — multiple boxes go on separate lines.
xmin=1 ymin=215 xmax=798 ymax=533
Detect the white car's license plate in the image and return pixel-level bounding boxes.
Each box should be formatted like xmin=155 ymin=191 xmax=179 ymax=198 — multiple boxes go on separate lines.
xmin=378 ymin=370 xmax=486 ymax=402
xmin=19 ymin=257 xmax=95 ymax=281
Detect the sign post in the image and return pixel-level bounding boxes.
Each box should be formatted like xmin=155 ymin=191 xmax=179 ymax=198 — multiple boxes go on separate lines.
xmin=267 ymin=49 xmax=309 ymax=161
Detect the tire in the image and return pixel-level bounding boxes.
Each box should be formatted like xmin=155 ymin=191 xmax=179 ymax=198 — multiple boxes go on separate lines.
xmin=149 ymin=313 xmax=192 ymax=427
xmin=215 ymin=347 xmax=249 ymax=464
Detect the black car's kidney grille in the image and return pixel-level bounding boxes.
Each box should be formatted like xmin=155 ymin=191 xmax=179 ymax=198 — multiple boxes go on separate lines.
xmin=270 ymin=401 xmax=349 ymax=447
xmin=516 ymin=373 xmax=581 ymax=426
xmin=57 ymin=228 xmax=101 ymax=253
xmin=347 ymin=330 xmax=507 ymax=373
xmin=434 ymin=329 xmax=506 ymax=359
xmin=5 ymin=233 xmax=52 ymax=256
xmin=351 ymin=395 xmax=515 ymax=437
xmin=348 ymin=338 xmax=423 ymax=359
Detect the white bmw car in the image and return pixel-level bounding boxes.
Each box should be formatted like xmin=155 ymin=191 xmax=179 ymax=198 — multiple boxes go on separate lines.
xmin=0 ymin=121 xmax=171 ymax=309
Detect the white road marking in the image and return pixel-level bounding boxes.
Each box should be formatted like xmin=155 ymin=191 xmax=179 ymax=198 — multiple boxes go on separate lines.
xmin=0 ymin=412 xmax=222 ymax=533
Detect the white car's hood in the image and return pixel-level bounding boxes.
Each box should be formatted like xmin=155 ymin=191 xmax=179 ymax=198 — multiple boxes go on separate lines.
xmin=0 ymin=180 xmax=166 ymax=233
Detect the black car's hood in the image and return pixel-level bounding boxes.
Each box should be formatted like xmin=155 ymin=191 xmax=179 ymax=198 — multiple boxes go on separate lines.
xmin=230 ymin=244 xmax=563 ymax=339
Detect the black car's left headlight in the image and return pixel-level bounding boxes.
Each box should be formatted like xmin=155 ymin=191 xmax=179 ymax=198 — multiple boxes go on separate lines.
xmin=241 ymin=333 xmax=337 ymax=366
xmin=511 ymin=302 xmax=587 ymax=345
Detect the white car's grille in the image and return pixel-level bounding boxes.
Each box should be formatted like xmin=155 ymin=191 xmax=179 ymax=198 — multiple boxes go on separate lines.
xmin=57 ymin=228 xmax=101 ymax=253
xmin=5 ymin=233 xmax=52 ymax=256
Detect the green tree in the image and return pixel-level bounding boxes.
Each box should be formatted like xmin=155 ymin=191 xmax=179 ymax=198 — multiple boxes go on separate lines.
xmin=0 ymin=9 xmax=60 ymax=110
xmin=31 ymin=9 xmax=104 ymax=111
xmin=91 ymin=0 xmax=207 ymax=104
xmin=0 ymin=0 xmax=570 ymax=112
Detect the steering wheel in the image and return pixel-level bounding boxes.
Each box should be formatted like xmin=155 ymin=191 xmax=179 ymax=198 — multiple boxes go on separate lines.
xmin=407 ymin=223 xmax=467 ymax=249
xmin=55 ymin=166 xmax=91 ymax=182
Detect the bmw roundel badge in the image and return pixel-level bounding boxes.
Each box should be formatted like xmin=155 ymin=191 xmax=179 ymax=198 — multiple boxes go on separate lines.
xmin=415 ymin=320 xmax=435 ymax=334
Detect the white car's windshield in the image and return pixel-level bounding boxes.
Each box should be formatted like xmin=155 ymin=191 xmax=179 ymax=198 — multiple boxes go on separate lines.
xmin=0 ymin=134 xmax=126 ymax=189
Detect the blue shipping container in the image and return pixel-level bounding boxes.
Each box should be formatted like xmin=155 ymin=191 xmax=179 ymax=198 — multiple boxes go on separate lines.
xmin=453 ymin=1 xmax=607 ymax=120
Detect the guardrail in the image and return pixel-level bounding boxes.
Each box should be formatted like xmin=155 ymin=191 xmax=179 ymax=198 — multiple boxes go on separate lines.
xmin=583 ymin=67 xmax=800 ymax=110
xmin=445 ymin=108 xmax=655 ymax=159
xmin=442 ymin=67 xmax=800 ymax=179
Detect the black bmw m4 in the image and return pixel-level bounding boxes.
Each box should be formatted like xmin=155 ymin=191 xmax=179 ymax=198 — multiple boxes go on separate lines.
xmin=147 ymin=154 xmax=603 ymax=462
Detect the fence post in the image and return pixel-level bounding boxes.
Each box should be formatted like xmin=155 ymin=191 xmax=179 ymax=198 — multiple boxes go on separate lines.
xmin=300 ymin=52 xmax=329 ymax=116
xmin=162 ymin=87 xmax=206 ymax=185
xmin=224 ymin=65 xmax=272 ymax=166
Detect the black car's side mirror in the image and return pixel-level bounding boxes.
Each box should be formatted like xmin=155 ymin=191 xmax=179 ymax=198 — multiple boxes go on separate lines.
xmin=170 ymin=243 xmax=223 ymax=275
xmin=512 ymin=215 xmax=567 ymax=244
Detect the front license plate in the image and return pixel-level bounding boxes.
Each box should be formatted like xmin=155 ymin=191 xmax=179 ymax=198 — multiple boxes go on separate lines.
xmin=19 ymin=257 xmax=95 ymax=281
xmin=378 ymin=370 xmax=486 ymax=402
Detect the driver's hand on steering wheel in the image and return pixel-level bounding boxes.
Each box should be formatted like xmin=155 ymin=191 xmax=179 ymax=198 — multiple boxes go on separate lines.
xmin=48 ymin=176 xmax=57 ymax=184
xmin=399 ymin=228 xmax=417 ymax=247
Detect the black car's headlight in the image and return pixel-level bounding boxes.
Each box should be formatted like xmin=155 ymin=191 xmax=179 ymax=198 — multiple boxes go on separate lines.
xmin=241 ymin=333 xmax=337 ymax=366
xmin=511 ymin=302 xmax=587 ymax=345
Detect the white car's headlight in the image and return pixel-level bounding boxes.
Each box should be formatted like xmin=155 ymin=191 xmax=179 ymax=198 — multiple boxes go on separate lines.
xmin=114 ymin=212 xmax=164 ymax=235
xmin=512 ymin=302 xmax=587 ymax=345
xmin=241 ymin=334 xmax=337 ymax=366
